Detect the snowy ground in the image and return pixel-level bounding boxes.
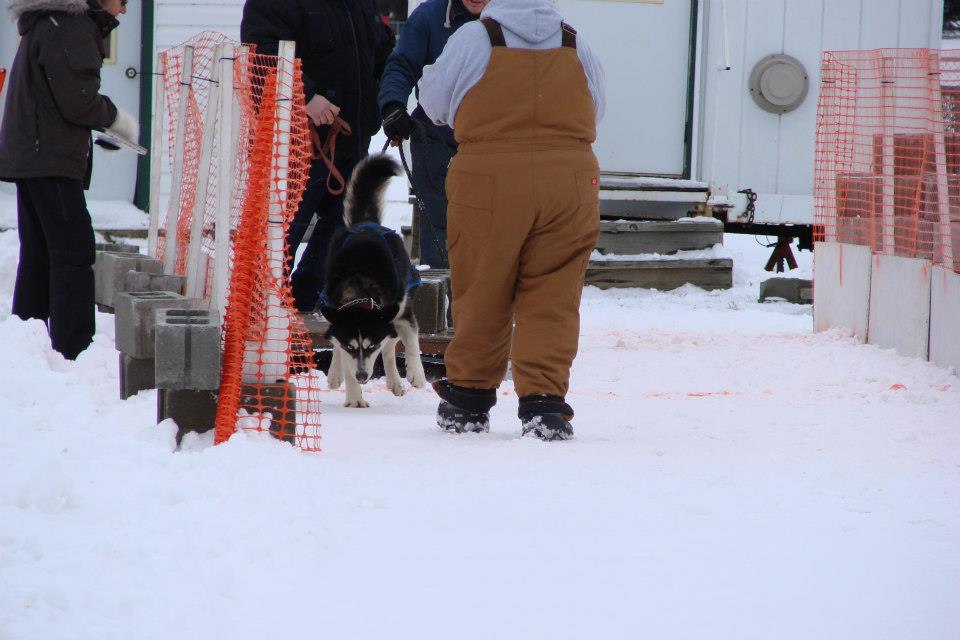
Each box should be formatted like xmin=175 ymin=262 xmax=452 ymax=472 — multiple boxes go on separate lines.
xmin=2 ymin=175 xmax=960 ymax=639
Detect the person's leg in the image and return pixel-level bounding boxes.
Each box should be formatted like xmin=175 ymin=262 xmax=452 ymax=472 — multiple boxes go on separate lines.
xmin=410 ymin=133 xmax=454 ymax=268
xmin=23 ymin=177 xmax=97 ymax=360
xmin=12 ymin=180 xmax=51 ymax=324
xmin=286 ymin=159 xmax=329 ymax=271
xmin=510 ymin=151 xmax=600 ymax=438
xmin=435 ymin=151 xmax=533 ymax=432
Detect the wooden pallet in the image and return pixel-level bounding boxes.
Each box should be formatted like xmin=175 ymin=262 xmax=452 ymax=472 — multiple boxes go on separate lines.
xmin=585 ymin=258 xmax=733 ymax=291
xmin=595 ymin=219 xmax=722 ymax=255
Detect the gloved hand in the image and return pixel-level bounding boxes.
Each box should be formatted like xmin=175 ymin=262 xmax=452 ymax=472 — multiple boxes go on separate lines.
xmin=381 ymin=102 xmax=414 ymax=142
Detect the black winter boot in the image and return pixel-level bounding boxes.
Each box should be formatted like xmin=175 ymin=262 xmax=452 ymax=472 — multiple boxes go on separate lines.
xmin=518 ymin=395 xmax=575 ymax=441
xmin=433 ymin=380 xmax=497 ymax=434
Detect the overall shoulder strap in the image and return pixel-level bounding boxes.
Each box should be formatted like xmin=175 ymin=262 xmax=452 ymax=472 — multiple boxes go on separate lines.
xmin=561 ymin=22 xmax=577 ymax=49
xmin=481 ymin=18 xmax=507 ymax=47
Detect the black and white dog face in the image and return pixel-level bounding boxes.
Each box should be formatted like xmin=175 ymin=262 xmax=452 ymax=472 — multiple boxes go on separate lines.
xmin=325 ymin=319 xmax=397 ymax=385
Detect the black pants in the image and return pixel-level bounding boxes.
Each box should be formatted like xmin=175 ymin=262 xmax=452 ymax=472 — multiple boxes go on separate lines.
xmin=12 ymin=177 xmax=96 ymax=360
xmin=287 ymin=150 xmax=366 ymax=311
xmin=410 ymin=126 xmax=455 ymax=269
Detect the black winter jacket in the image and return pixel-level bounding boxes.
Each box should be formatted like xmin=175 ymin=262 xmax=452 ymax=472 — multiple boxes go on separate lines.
xmin=241 ymin=0 xmax=395 ymax=158
xmin=0 ymin=0 xmax=119 ymax=187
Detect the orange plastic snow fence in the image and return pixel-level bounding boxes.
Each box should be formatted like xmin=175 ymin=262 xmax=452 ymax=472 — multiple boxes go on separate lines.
xmin=211 ymin=52 xmax=321 ymax=451
xmin=157 ymin=32 xmax=322 ymax=451
xmin=815 ymin=49 xmax=959 ymax=272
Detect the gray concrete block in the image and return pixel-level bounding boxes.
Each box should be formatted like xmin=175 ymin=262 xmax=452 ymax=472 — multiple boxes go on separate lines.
xmin=419 ymin=268 xmax=452 ymax=329
xmin=119 ymin=352 xmax=155 ymax=400
xmin=114 ymin=291 xmax=203 ymax=359
xmin=124 ymin=271 xmax=185 ymax=296
xmin=240 ymin=382 xmax=297 ymax=444
xmin=95 ymin=251 xmax=164 ymax=308
xmin=155 ymin=309 xmax=221 ymax=390
xmin=759 ymin=277 xmax=813 ymax=304
xmin=96 ymin=242 xmax=140 ymax=254
xmin=412 ymin=278 xmax=446 ymax=334
xmin=157 ymin=389 xmax=218 ymax=446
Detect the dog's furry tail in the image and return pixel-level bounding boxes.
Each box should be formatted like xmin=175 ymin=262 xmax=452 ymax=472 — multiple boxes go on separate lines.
xmin=344 ymin=154 xmax=401 ymax=227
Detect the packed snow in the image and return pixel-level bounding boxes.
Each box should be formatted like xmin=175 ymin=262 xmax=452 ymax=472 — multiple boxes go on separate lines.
xmin=1 ymin=175 xmax=959 ymax=639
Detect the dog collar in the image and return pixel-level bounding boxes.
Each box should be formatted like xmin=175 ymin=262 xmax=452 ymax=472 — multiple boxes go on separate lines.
xmin=337 ymin=297 xmax=383 ymax=312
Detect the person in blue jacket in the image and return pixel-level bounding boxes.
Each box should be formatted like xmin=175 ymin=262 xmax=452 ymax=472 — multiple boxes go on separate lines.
xmin=377 ymin=0 xmax=489 ymax=269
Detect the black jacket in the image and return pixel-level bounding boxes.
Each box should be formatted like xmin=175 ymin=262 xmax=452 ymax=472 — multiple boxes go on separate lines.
xmin=241 ymin=0 xmax=395 ymax=157
xmin=0 ymin=0 xmax=119 ymax=186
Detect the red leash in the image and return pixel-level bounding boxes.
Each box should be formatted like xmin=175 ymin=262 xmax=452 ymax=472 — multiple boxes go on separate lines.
xmin=311 ymin=116 xmax=352 ymax=196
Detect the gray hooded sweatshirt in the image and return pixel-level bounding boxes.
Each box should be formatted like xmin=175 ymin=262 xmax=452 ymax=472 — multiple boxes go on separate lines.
xmin=419 ymin=0 xmax=605 ymax=129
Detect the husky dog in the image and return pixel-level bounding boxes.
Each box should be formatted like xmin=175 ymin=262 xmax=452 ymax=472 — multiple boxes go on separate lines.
xmin=318 ymin=154 xmax=427 ymax=407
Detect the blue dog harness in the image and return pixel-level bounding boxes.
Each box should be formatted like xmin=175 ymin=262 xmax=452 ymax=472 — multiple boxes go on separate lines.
xmin=318 ymin=222 xmax=422 ymax=310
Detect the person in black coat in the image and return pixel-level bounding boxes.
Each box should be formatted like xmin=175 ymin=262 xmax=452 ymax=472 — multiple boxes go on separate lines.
xmin=241 ymin=0 xmax=395 ymax=311
xmin=0 ymin=0 xmax=138 ymax=360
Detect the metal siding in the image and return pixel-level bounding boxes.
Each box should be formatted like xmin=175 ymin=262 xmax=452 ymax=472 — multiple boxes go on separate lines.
xmin=777 ymin=0 xmax=824 ymax=196
xmin=859 ymin=0 xmax=902 ymax=49
xmin=699 ymin=0 xmax=749 ymax=190
xmin=737 ymin=0 xmax=786 ymax=195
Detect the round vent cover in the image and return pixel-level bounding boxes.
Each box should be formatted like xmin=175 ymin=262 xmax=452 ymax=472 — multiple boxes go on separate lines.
xmin=748 ymin=54 xmax=809 ymax=114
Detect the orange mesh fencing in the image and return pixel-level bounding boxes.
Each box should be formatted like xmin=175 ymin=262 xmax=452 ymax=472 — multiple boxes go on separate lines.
xmin=156 ymin=33 xmax=322 ymax=451
xmin=212 ymin=52 xmax=322 ymax=451
xmin=815 ymin=49 xmax=959 ymax=272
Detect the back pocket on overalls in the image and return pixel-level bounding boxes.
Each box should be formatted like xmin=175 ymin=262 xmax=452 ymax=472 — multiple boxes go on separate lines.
xmin=445 ymin=169 xmax=493 ymax=251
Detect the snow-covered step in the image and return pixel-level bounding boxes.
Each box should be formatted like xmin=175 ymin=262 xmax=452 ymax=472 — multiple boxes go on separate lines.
xmin=596 ymin=218 xmax=722 ymax=255
xmin=600 ymin=175 xmax=710 ymax=221
xmin=585 ymin=257 xmax=733 ymax=291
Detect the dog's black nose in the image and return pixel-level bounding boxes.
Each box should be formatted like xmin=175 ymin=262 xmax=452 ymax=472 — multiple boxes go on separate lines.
xmin=356 ymin=371 xmax=369 ymax=384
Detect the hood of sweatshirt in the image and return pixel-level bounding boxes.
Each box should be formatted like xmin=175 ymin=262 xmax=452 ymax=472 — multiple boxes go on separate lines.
xmin=480 ymin=0 xmax=564 ymax=44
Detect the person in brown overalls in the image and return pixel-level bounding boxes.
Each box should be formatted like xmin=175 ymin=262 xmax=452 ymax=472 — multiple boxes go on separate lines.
xmin=419 ymin=0 xmax=606 ymax=440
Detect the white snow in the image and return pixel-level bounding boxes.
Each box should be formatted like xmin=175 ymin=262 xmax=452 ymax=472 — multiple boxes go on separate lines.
xmin=1 ymin=165 xmax=959 ymax=639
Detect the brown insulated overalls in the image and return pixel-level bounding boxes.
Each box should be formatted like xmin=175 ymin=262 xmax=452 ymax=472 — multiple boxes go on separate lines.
xmin=443 ymin=18 xmax=600 ymax=402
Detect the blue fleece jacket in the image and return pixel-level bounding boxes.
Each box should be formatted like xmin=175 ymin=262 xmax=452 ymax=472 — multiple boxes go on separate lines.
xmin=377 ymin=0 xmax=478 ymax=145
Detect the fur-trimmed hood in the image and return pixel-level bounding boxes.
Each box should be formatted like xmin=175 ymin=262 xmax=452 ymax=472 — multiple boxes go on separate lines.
xmin=9 ymin=0 xmax=88 ymax=20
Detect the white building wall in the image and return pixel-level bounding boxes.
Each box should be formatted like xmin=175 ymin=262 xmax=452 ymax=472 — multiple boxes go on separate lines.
xmin=698 ymin=0 xmax=943 ymax=223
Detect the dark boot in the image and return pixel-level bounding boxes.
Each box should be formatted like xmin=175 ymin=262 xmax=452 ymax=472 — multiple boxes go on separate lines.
xmin=433 ymin=379 xmax=496 ymax=434
xmin=518 ymin=395 xmax=575 ymax=441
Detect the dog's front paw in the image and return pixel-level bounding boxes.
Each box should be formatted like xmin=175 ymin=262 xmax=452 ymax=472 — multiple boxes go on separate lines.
xmin=344 ymin=398 xmax=370 ymax=408
xmin=406 ymin=362 xmax=427 ymax=388
xmin=327 ymin=369 xmax=343 ymax=389
xmin=387 ymin=379 xmax=406 ymax=397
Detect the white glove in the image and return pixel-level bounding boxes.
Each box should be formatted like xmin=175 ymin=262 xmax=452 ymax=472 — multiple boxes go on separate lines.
xmin=106 ymin=108 xmax=139 ymax=143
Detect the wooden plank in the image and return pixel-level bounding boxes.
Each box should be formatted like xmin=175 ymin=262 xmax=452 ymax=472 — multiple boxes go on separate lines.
xmin=595 ymin=220 xmax=722 ymax=255
xmin=585 ymin=258 xmax=733 ymax=291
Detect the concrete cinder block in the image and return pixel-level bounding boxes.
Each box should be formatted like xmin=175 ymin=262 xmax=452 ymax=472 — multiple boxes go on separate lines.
xmin=96 ymin=242 xmax=140 ymax=254
xmin=419 ymin=268 xmax=452 ymax=330
xmin=240 ymin=382 xmax=297 ymax=444
xmin=119 ymin=352 xmax=155 ymax=400
xmin=155 ymin=309 xmax=221 ymax=390
xmin=157 ymin=388 xmax=218 ymax=446
xmin=95 ymin=251 xmax=164 ymax=308
xmin=759 ymin=277 xmax=813 ymax=304
xmin=114 ymin=291 xmax=203 ymax=359
xmin=412 ymin=278 xmax=446 ymax=334
xmin=124 ymin=271 xmax=185 ymax=296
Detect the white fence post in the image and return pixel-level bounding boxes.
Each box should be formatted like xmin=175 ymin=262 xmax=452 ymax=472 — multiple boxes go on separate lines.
xmin=184 ymin=43 xmax=227 ymax=300
xmin=147 ymin=52 xmax=166 ymax=258
xmin=242 ymin=40 xmax=296 ymax=384
xmin=163 ymin=45 xmax=195 ymax=275
xmin=212 ymin=43 xmax=240 ymax=320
